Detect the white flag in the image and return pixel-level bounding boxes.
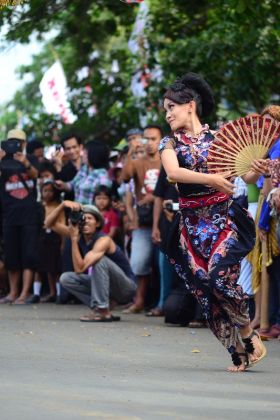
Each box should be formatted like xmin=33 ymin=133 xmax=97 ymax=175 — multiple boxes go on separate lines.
xmin=39 ymin=61 xmax=77 ymax=124
xmin=128 ymin=1 xmax=149 ymax=55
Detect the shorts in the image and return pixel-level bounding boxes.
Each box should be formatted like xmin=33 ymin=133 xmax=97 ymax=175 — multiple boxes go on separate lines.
xmin=130 ymin=228 xmax=153 ymax=276
xmin=3 ymin=224 xmax=40 ymax=270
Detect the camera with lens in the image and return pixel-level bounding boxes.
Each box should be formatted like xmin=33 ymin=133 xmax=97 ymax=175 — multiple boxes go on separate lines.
xmin=164 ymin=202 xmax=179 ymax=212
xmin=1 ymin=139 xmax=22 ymax=156
xmin=69 ymin=210 xmax=85 ymax=226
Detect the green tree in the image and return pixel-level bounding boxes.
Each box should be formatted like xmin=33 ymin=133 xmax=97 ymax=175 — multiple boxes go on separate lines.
xmin=0 ymin=0 xmax=279 ymax=142
xmin=148 ymin=0 xmax=279 ymax=116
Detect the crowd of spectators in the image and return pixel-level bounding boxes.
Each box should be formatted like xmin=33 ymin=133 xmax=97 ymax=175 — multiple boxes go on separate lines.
xmin=0 ymin=126 xmax=197 ymax=325
xmin=0 ymin=115 xmax=280 ymax=332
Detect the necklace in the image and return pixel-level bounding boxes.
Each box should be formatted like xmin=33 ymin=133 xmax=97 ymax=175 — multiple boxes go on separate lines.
xmin=185 ymin=128 xmax=203 ymax=138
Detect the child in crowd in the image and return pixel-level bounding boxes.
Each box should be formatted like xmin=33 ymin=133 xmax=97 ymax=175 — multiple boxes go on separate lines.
xmin=94 ymin=185 xmax=120 ymax=241
xmin=26 ymin=180 xmax=65 ymax=304
xmin=37 ymin=159 xmax=58 ymax=201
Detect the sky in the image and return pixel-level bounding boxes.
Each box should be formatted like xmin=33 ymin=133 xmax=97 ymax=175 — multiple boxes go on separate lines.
xmin=0 ymin=34 xmax=44 ymax=105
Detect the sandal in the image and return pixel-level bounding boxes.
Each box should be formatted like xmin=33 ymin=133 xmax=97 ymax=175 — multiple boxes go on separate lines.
xmin=80 ymin=312 xmax=121 ymax=322
xmin=122 ymin=305 xmax=143 ymax=314
xmin=0 ymin=296 xmax=14 ymax=304
xmin=13 ymin=299 xmax=27 ymax=305
xmin=145 ymin=308 xmax=163 ymax=317
xmin=227 ymin=351 xmax=249 ymax=372
xmin=40 ymin=295 xmax=56 ymax=303
xmin=242 ymin=330 xmax=267 ymax=366
xmin=188 ymin=320 xmax=207 ymax=328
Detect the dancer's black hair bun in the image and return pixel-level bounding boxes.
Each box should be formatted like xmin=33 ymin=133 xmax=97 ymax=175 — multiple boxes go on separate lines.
xmin=178 ymin=72 xmax=215 ymax=117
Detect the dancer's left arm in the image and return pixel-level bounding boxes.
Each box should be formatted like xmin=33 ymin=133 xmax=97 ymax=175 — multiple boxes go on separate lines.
xmin=242 ymin=159 xmax=270 ymax=184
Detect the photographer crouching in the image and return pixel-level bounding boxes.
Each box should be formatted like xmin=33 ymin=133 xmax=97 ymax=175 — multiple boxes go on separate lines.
xmin=0 ymin=129 xmax=40 ymax=304
xmin=45 ymin=200 xmax=136 ymax=321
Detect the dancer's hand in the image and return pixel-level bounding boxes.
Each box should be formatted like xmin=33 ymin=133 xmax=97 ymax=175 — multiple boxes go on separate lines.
xmin=251 ymin=159 xmax=270 ymax=176
xmin=208 ymin=173 xmax=235 ymax=195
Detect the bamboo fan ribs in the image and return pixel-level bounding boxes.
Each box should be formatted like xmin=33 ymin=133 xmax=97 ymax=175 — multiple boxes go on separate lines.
xmin=207 ymin=115 xmax=280 ymax=177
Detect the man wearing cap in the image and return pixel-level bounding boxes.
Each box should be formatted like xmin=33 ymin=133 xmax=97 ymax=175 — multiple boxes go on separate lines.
xmin=126 ymin=128 xmax=143 ymax=160
xmin=0 ymin=129 xmax=40 ymax=304
xmin=126 ymin=128 xmax=143 ymax=145
xmin=45 ymin=200 xmax=136 ymax=321
xmin=121 ymin=125 xmax=162 ymax=313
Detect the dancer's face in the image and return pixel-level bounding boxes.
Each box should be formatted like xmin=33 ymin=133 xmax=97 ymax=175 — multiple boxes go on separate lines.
xmin=164 ymin=98 xmax=194 ymax=131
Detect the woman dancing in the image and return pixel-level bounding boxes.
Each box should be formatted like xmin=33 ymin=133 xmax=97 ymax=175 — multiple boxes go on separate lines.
xmin=160 ymin=73 xmax=267 ymax=372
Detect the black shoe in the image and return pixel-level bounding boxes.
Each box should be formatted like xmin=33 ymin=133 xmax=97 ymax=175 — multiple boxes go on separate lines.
xmin=41 ymin=294 xmax=56 ymax=303
xmin=55 ymin=296 xmax=62 ymax=304
xmin=25 ymin=294 xmax=40 ymax=304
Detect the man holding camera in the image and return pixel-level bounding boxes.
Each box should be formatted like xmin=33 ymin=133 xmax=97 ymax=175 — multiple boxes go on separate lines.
xmin=0 ymin=129 xmax=40 ymax=304
xmin=51 ymin=133 xmax=83 ymax=201
xmin=45 ymin=201 xmax=136 ymax=321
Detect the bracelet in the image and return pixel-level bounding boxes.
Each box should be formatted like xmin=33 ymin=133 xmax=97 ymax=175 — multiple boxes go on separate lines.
xmin=264 ymin=174 xmax=271 ymax=178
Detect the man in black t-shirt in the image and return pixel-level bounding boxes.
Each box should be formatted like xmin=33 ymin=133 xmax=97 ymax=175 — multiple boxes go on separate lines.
xmin=0 ymin=129 xmax=40 ymax=304
xmin=152 ymin=167 xmax=202 ymax=326
xmin=51 ymin=133 xmax=83 ymax=201
xmin=149 ymin=166 xmax=179 ymax=316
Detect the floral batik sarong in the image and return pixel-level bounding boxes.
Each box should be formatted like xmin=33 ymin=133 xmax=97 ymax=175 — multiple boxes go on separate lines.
xmin=159 ymin=129 xmax=256 ymax=353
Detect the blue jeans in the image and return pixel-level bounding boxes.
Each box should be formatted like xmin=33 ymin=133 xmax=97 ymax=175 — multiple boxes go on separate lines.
xmin=156 ymin=250 xmax=174 ymax=310
xmin=130 ymin=228 xmax=153 ymax=276
xmin=268 ymin=255 xmax=280 ymax=325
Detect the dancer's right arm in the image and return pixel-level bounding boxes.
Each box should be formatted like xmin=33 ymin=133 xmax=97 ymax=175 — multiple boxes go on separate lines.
xmin=161 ymin=148 xmax=235 ymax=195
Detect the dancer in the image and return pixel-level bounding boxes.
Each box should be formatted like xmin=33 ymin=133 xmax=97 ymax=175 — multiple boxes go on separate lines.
xmin=160 ymin=72 xmax=267 ymax=372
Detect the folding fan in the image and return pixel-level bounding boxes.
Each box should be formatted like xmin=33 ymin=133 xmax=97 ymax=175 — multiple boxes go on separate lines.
xmin=207 ymin=115 xmax=280 ymax=177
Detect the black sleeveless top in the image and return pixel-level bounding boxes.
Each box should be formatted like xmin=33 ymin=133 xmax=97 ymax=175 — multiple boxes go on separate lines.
xmin=78 ymin=232 xmax=135 ymax=280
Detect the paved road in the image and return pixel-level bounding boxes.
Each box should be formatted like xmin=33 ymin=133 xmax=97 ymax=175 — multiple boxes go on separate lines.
xmin=0 ymin=304 xmax=279 ymax=420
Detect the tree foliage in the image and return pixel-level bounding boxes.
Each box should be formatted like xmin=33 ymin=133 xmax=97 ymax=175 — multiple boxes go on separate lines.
xmin=0 ymin=0 xmax=279 ymax=143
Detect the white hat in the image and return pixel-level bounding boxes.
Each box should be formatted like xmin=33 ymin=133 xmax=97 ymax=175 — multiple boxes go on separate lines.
xmin=109 ymin=150 xmax=119 ymax=159
xmin=7 ymin=129 xmax=27 ymax=141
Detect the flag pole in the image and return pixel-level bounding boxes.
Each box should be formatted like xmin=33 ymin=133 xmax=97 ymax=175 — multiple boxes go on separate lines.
xmin=48 ymin=44 xmax=60 ymax=62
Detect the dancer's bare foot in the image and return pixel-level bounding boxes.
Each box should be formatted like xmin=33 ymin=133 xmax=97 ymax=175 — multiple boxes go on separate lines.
xmin=227 ymin=343 xmax=248 ymax=373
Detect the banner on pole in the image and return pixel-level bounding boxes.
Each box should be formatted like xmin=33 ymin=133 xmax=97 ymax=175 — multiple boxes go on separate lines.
xmin=39 ymin=61 xmax=77 ymax=124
